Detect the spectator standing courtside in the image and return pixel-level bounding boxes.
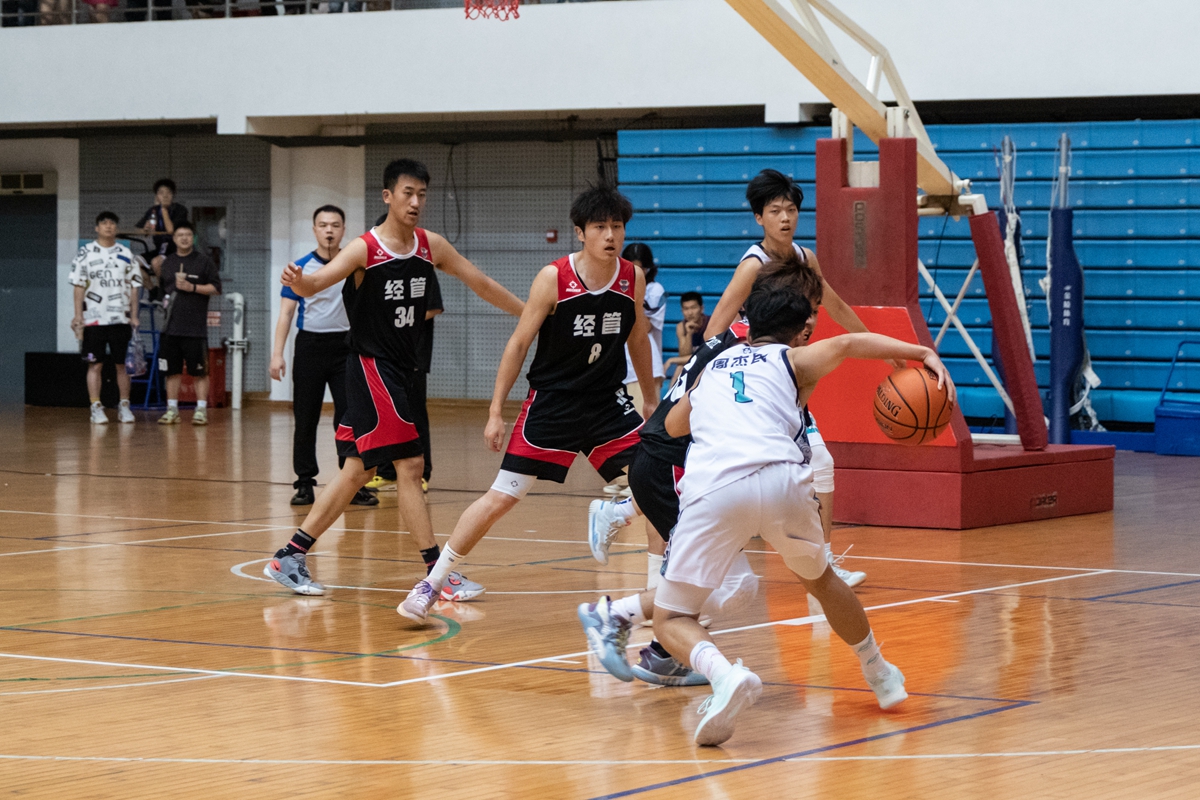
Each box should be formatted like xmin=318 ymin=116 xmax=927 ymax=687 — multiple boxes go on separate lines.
xmin=69 ymin=211 xmax=142 ymax=425
xmin=621 ymin=242 xmax=666 ymax=409
xmin=137 ymin=179 xmax=189 ymax=276
xmin=270 ymin=205 xmax=378 ymax=508
xmin=155 ymin=222 xmax=220 ymax=426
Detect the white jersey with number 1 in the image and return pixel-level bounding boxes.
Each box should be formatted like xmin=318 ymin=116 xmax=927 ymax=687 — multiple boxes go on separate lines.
xmin=679 ymin=342 xmax=808 ymax=507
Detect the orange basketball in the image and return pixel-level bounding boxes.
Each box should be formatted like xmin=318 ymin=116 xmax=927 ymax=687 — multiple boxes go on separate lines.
xmin=873 ymin=366 xmax=954 ymax=445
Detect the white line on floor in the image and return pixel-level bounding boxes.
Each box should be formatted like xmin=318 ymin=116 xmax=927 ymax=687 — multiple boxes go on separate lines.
xmin=0 ymin=674 xmax=223 ymax=697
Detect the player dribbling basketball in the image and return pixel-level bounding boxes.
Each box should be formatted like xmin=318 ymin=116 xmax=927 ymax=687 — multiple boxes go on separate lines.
xmin=652 ymin=284 xmax=954 ymax=746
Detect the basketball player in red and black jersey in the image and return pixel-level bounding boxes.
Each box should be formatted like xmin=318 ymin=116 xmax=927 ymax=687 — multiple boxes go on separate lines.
xmin=398 ymin=186 xmax=659 ymax=623
xmin=262 ymin=159 xmax=524 ymax=600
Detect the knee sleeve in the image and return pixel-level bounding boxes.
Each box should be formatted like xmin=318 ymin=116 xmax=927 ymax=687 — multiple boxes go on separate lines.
xmin=784 ymin=550 xmax=829 ymax=581
xmin=810 ymin=441 xmax=835 ymax=493
xmin=654 ymin=578 xmax=714 ymax=617
xmin=490 ymin=469 xmax=536 ymax=500
xmin=699 ymin=552 xmax=760 ymax=619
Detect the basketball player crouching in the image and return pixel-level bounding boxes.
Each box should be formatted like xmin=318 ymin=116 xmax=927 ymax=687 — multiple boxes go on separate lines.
xmin=398 ymin=186 xmax=659 ymax=623
xmin=263 ymin=159 xmax=524 ymax=600
xmin=657 ymin=285 xmax=954 ymax=746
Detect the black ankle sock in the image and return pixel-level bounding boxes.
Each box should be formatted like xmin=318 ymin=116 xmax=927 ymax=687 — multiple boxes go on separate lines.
xmin=649 ymin=640 xmax=673 ymax=659
xmin=420 ymin=545 xmax=441 ymax=574
xmin=278 ymin=529 xmax=316 ymax=558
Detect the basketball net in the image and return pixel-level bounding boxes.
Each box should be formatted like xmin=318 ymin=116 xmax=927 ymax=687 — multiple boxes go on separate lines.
xmin=465 ymin=0 xmax=518 ymax=20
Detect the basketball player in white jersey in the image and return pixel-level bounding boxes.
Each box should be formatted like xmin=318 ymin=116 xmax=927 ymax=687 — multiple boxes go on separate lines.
xmin=262 ymin=159 xmax=524 ymax=602
xmin=703 ymin=168 xmax=901 ymax=588
xmin=656 ymin=285 xmax=954 ymax=746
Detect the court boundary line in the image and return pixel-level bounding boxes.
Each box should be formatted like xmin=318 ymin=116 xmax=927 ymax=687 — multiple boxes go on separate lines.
xmin=0 ymin=674 xmax=223 ymax=697
xmin=2 ymin=743 xmax=1197 ymax=768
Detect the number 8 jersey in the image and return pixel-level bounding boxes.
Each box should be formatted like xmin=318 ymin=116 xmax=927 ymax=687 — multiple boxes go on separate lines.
xmin=343 ymin=228 xmax=437 ymax=371
xmin=526 ymin=254 xmax=637 ymax=392
xmin=680 ymin=342 xmax=809 ymax=505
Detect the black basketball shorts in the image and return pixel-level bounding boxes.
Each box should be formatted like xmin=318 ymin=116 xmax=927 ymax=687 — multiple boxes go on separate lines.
xmin=628 ymin=446 xmax=685 ymax=543
xmin=335 ymin=354 xmax=423 ymax=469
xmin=159 ymin=334 xmax=207 ymax=377
xmin=500 ymin=386 xmax=643 ymax=483
xmin=81 ymin=324 xmax=133 ymax=365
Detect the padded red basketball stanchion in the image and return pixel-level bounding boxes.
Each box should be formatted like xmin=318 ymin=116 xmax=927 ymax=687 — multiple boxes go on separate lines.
xmin=969 ymin=212 xmax=1047 ymax=451
xmin=807 ymin=134 xmax=1112 ymax=529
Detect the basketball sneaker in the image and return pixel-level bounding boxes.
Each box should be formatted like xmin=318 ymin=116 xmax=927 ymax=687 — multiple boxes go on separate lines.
xmin=440 ymin=572 xmax=485 ymax=602
xmin=349 ymin=487 xmax=379 ymax=506
xmin=291 ymin=481 xmax=315 ymax=506
xmin=157 ymin=408 xmax=180 ymax=425
xmin=868 ymin=662 xmax=907 ymax=710
xmin=829 ymin=545 xmax=866 ymax=588
xmin=694 ymin=660 xmax=762 ymax=747
xmin=398 ymin=580 xmax=436 ymax=623
xmin=364 ymin=475 xmax=396 ymax=492
xmin=192 ymin=408 xmax=208 ymax=426
xmin=264 ymin=553 xmax=325 ymax=596
xmin=117 ymin=402 xmax=135 ymax=423
xmin=577 ymin=596 xmax=633 ymax=682
xmin=632 ymin=645 xmax=708 ymax=687
xmin=89 ymin=403 xmax=109 ymax=424
xmin=588 ymin=499 xmax=629 ymax=566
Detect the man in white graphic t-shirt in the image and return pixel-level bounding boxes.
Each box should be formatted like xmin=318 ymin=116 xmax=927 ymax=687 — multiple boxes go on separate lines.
xmin=69 ymin=211 xmax=144 ymax=424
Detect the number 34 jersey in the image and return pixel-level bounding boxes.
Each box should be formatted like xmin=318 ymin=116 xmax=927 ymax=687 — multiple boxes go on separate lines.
xmin=343 ymin=227 xmax=436 ymax=371
xmin=680 ymin=342 xmax=808 ymax=506
xmin=526 ymin=254 xmax=637 ymax=393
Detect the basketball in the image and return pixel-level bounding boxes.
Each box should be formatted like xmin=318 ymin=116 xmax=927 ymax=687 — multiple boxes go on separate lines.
xmin=873 ymin=366 xmax=954 ymax=445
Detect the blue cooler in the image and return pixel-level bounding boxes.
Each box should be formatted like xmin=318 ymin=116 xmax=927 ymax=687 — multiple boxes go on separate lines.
xmin=1154 ymin=340 xmax=1200 ymax=457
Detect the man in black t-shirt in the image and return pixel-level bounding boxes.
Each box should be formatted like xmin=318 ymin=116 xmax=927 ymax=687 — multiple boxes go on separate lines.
xmin=155 ymin=222 xmax=221 ymax=426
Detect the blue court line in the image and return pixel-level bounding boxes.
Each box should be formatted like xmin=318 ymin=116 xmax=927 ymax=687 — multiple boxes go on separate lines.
xmin=1083 ymin=578 xmax=1200 ymax=601
xmin=520 ymin=551 xmax=647 ymax=567
xmin=758 ymin=680 xmax=1027 ymax=706
xmin=588 ymin=700 xmax=1035 ymax=800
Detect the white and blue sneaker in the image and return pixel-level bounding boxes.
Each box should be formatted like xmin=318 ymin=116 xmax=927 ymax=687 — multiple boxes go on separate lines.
xmin=398 ymin=580 xmax=437 ymax=624
xmin=632 ymin=645 xmax=709 ymax=687
xmin=577 ymin=596 xmax=633 ymax=681
xmin=264 ymin=553 xmax=325 ymax=596
xmin=868 ymin=662 xmax=907 ymax=709
xmin=588 ymin=499 xmax=629 ymax=565
xmin=694 ymin=660 xmax=762 ymax=747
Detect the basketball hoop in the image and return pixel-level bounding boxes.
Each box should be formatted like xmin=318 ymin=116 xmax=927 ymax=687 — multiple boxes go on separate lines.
xmin=465 ymin=0 xmax=518 ymax=20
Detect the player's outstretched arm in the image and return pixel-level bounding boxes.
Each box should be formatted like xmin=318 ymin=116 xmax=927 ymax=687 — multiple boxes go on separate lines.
xmin=790 ymin=334 xmax=956 ymax=403
xmin=483 ymin=266 xmax=558 ymax=452
xmin=428 ymin=232 xmax=524 ymax=317
xmin=281 ymin=238 xmax=367 ymax=297
xmin=704 ymin=257 xmax=761 ymax=339
xmin=808 ymin=250 xmax=904 ymax=370
xmin=627 ymin=266 xmax=659 ymax=419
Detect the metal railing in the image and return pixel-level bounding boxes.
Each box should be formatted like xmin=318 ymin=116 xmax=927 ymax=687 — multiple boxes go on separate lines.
xmin=0 ymin=0 xmax=623 ymax=26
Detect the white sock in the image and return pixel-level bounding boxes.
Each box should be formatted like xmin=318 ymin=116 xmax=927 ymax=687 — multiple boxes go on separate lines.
xmin=91 ymin=400 xmax=102 ymax=409
xmin=646 ymin=553 xmax=664 ymax=590
xmin=612 ymin=497 xmax=637 ymax=525
xmin=609 ymin=593 xmax=646 ymax=626
xmin=118 ymin=399 xmax=130 ymax=407
xmin=690 ymin=640 xmax=733 ymax=683
xmin=196 ymin=400 xmax=208 ymax=410
xmin=852 ymin=630 xmax=889 ymax=682
xmin=168 ymin=399 xmax=179 ymax=410
xmin=425 ymin=545 xmax=464 ymax=591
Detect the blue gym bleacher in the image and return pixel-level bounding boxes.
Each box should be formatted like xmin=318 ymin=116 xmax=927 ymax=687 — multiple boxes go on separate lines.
xmin=618 ymin=120 xmax=1200 ymax=425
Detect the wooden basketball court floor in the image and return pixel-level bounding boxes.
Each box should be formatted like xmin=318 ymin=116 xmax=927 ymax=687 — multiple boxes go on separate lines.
xmin=2 ymin=403 xmax=1200 ymax=799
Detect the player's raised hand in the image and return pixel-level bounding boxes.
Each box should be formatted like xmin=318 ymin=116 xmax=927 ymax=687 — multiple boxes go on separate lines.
xmin=281 ymin=262 xmax=302 ymax=287
xmin=484 ymin=414 xmax=506 ymax=453
xmin=921 ymin=351 xmax=957 ymax=404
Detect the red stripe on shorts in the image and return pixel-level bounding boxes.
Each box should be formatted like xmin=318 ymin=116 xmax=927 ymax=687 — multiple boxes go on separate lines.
xmin=355 ymin=356 xmax=418 ymax=453
xmin=504 ymin=390 xmax=576 ymax=468
xmin=335 ymin=424 xmax=355 ymax=442
xmin=586 ymin=424 xmax=642 ymax=471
